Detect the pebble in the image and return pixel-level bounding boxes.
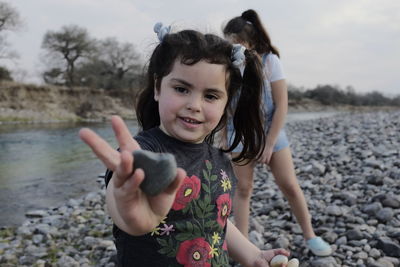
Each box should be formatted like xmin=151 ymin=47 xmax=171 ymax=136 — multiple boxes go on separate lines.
xmin=270 ymin=254 xmax=288 ymax=267
xmin=132 ymin=150 xmax=177 ymax=196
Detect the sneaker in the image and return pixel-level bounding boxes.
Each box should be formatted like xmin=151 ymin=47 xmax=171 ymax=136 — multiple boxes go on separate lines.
xmin=306 ymin=237 xmax=332 ymax=256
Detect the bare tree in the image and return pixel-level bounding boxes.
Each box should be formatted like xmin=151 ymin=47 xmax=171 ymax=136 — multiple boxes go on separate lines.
xmin=0 ymin=2 xmax=22 ymax=31
xmin=98 ymin=37 xmax=141 ymax=81
xmin=76 ymin=37 xmax=142 ymax=89
xmin=0 ymin=1 xmax=23 ymax=61
xmin=41 ymin=25 xmax=95 ymax=86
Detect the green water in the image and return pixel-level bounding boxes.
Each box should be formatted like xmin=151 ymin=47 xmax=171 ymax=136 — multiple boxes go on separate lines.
xmin=0 ymin=120 xmax=139 ymax=227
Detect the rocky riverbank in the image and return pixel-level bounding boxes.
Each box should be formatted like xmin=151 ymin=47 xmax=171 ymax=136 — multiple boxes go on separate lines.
xmin=1 ymin=111 xmax=399 ymax=266
xmin=0 ymin=81 xmax=136 ymax=124
xmin=248 ymin=110 xmax=400 ymax=267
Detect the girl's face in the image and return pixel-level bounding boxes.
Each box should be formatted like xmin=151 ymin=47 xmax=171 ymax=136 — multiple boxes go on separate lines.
xmin=154 ymin=59 xmax=228 ymax=143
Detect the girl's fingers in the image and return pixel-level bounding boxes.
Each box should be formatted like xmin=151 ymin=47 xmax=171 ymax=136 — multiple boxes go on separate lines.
xmin=79 ymin=128 xmax=120 ymax=170
xmin=111 ymin=116 xmax=141 ymax=151
xmin=114 ymin=150 xmax=134 ymax=188
xmin=273 ymin=249 xmax=290 ymax=257
xmin=120 ymin=167 xmax=145 ymax=193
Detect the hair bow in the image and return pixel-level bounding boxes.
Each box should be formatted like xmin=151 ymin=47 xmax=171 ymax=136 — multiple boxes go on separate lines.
xmin=154 ymin=22 xmax=171 ymax=42
xmin=231 ymin=44 xmax=246 ymax=67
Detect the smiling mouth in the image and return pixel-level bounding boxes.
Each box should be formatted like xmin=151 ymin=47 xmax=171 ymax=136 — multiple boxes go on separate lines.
xmin=181 ymin=117 xmax=201 ymax=124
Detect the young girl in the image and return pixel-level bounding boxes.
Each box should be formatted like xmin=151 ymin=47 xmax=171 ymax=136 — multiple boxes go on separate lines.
xmin=79 ymin=23 xmax=291 ymax=266
xmin=223 ymin=10 xmax=332 ymax=256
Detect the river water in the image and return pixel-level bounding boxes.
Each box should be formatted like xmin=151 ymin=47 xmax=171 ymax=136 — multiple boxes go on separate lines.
xmin=0 ymin=111 xmax=339 ymax=227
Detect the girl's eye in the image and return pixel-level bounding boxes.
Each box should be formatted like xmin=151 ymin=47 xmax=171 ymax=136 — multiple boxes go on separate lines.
xmin=175 ymin=86 xmax=188 ymax=94
xmin=205 ymin=94 xmax=218 ymax=101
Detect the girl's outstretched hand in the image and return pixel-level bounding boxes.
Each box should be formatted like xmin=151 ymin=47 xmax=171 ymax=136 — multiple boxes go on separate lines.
xmin=253 ymin=249 xmax=290 ymax=267
xmin=79 ymin=116 xmax=186 ymax=235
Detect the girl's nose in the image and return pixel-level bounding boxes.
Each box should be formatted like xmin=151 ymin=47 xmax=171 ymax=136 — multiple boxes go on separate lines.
xmin=186 ymin=95 xmax=201 ymax=112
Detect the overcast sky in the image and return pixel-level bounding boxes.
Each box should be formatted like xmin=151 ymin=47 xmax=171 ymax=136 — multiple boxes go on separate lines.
xmin=6 ymin=0 xmax=400 ymax=96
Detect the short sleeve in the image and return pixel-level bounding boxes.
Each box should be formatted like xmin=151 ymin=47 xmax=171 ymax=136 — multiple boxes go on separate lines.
xmin=264 ymin=53 xmax=285 ymax=82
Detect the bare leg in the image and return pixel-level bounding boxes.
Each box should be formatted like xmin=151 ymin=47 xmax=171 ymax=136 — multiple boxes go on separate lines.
xmin=269 ymin=147 xmax=316 ymax=240
xmin=231 ymin=154 xmax=256 ymax=238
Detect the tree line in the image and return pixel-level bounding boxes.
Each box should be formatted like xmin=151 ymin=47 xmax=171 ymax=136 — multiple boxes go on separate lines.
xmin=288 ymin=84 xmax=400 ymax=107
xmin=41 ymin=25 xmax=143 ymax=90
xmin=0 ymin=1 xmax=399 ymax=107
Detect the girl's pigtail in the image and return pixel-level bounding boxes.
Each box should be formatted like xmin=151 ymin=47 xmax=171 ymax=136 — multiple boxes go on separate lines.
xmin=230 ymin=50 xmax=266 ymax=164
xmin=241 ymin=9 xmax=280 ymax=57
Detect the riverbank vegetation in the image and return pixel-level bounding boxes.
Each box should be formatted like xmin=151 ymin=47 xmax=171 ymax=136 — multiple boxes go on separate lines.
xmin=0 ymin=80 xmax=399 ymax=124
xmin=288 ymin=84 xmax=400 ymax=107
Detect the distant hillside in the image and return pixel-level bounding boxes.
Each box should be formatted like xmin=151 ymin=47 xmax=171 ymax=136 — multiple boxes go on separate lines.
xmin=0 ymin=81 xmax=136 ymax=123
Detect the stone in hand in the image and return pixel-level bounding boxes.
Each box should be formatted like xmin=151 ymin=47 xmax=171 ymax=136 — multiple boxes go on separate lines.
xmin=270 ymin=255 xmax=288 ymax=267
xmin=287 ymin=258 xmax=299 ymax=267
xmin=132 ymin=150 xmax=177 ymax=196
xmin=270 ymin=255 xmax=300 ymax=267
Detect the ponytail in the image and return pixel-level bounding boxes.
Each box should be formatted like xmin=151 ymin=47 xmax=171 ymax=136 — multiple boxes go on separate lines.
xmin=223 ymin=50 xmax=266 ymax=164
xmin=224 ymin=9 xmax=280 ymax=57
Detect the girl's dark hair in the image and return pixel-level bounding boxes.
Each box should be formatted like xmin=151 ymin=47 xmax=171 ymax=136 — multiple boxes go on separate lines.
xmin=223 ymin=9 xmax=279 ymax=57
xmin=136 ymin=29 xmax=265 ymax=163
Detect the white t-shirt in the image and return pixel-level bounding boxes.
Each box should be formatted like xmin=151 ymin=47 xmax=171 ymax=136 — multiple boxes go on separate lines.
xmin=263 ymin=52 xmax=285 ymax=84
xmin=261 ymin=53 xmax=285 ymax=122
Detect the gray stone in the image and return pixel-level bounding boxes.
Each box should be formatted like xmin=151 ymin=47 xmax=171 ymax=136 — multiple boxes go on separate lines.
xmin=57 ymin=255 xmax=79 ymax=267
xmin=381 ymin=196 xmax=400 ymax=208
xmin=367 ymin=175 xmax=384 ymax=185
xmin=322 ymin=231 xmax=338 ymax=243
xmin=365 ymin=159 xmax=385 ymax=170
xmin=353 ymin=251 xmax=368 ymax=260
xmin=19 ymin=255 xmax=36 ymax=266
xmin=347 ymin=229 xmax=364 ymax=240
xmin=336 ymin=235 xmax=347 ymax=246
xmin=382 ymin=257 xmax=400 ymax=266
xmin=326 ymin=205 xmax=343 ymax=216
xmin=301 ymin=164 xmax=313 ymax=173
xmin=340 ymin=192 xmax=358 ymax=206
xmin=133 ymin=150 xmax=177 ymax=196
xmin=376 ymin=237 xmax=400 ymax=257
xmin=376 ymin=208 xmax=394 ymax=222
xmin=367 ymin=258 xmax=395 ymax=267
xmin=310 ymin=256 xmax=339 ymax=267
xmin=274 ymin=236 xmax=290 ymax=249
xmin=250 ymin=218 xmax=265 ymax=233
xmin=363 ymin=202 xmax=382 ymax=216
xmin=369 ymin=248 xmax=381 ymax=259
xmin=83 ymin=236 xmax=98 ymax=248
xmin=32 ymin=234 xmax=43 ymax=244
xmin=42 ymin=215 xmax=63 ymax=227
xmin=312 ymin=160 xmax=326 ymax=175
xmin=249 ymin=230 xmax=264 ymax=248
xmin=16 ymin=225 xmax=32 ymax=236
xmin=291 ymin=224 xmax=302 ymax=234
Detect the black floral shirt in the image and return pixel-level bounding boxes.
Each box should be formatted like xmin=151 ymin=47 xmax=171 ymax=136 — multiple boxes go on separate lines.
xmin=105 ymin=127 xmax=236 ymax=267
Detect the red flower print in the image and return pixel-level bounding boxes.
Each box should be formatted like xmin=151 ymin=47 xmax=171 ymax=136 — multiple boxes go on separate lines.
xmin=176 ymin=237 xmax=212 ymax=267
xmin=222 ymin=240 xmax=228 ymax=251
xmin=172 ymin=175 xmax=201 ymax=211
xmin=216 ymin=193 xmax=232 ymax=228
